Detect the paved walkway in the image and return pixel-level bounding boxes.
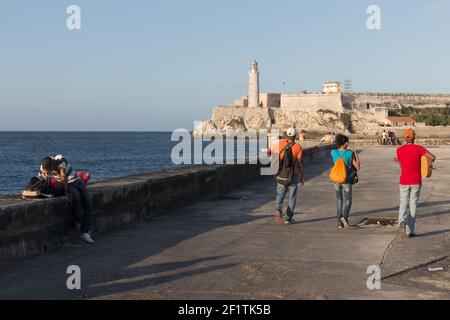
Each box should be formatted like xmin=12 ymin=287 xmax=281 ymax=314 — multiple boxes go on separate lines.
xmin=0 ymin=146 xmax=449 ymax=300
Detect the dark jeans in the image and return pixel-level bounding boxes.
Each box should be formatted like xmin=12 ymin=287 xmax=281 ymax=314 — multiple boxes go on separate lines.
xmin=335 ymin=184 xmax=353 ymax=223
xmin=66 ymin=180 xmax=91 ymax=233
xmin=276 ymin=174 xmax=300 ymax=221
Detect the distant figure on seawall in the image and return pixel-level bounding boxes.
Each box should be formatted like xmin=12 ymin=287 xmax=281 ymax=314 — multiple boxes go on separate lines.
xmin=320 ymin=132 xmax=333 ymax=144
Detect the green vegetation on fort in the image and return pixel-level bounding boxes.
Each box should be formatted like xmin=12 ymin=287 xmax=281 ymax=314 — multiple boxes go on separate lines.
xmin=391 ymin=106 xmax=450 ymax=126
xmin=317 ymin=109 xmax=339 ymax=117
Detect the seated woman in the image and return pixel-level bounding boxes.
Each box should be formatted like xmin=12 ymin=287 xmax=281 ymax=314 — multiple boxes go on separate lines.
xmin=40 ymin=155 xmax=95 ymax=243
xmin=320 ymin=132 xmax=333 ymax=144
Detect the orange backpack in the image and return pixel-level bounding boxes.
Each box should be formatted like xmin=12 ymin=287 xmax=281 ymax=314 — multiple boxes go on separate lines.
xmin=330 ymin=157 xmax=347 ymax=184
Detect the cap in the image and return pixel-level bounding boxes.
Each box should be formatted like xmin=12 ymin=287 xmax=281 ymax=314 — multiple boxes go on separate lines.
xmin=404 ymin=129 xmax=416 ymax=141
xmin=286 ymin=128 xmax=297 ymax=138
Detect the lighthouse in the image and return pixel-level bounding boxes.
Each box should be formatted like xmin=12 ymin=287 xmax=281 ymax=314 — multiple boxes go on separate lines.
xmin=248 ymin=60 xmax=260 ymax=108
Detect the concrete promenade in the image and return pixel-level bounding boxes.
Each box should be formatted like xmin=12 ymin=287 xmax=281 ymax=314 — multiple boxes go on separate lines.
xmin=0 ymin=146 xmax=449 ymax=300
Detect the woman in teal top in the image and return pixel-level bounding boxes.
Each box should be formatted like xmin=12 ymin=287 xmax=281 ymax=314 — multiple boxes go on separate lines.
xmin=331 ymin=134 xmax=361 ymax=228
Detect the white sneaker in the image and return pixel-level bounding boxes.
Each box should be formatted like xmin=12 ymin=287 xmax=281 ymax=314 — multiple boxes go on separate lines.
xmin=80 ymin=233 xmax=95 ymax=243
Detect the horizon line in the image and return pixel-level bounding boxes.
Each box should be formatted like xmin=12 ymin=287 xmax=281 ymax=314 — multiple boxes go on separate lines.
xmin=0 ymin=130 xmax=184 ymax=133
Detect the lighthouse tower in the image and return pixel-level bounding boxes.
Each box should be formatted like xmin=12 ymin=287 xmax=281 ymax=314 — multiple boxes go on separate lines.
xmin=248 ymin=60 xmax=260 ymax=108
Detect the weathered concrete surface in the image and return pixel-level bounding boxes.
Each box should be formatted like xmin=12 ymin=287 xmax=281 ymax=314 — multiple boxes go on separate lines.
xmin=0 ymin=164 xmax=264 ymax=265
xmin=0 ymin=146 xmax=449 ymax=300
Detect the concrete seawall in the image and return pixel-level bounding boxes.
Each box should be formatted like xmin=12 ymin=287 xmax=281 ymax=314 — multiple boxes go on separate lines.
xmin=0 ymin=145 xmax=334 ymax=265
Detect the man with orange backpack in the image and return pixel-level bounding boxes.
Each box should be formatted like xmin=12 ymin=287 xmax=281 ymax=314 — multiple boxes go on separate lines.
xmin=268 ymin=128 xmax=305 ymax=225
xmin=330 ymin=135 xmax=361 ymax=229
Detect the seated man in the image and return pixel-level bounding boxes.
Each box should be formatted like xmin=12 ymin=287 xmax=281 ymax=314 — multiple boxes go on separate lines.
xmin=375 ymin=132 xmax=382 ymax=145
xmin=390 ymin=131 xmax=398 ymax=145
xmin=382 ymin=130 xmax=388 ymax=145
xmin=320 ymin=132 xmax=333 ymax=144
xmin=40 ymin=155 xmax=95 ymax=243
xmin=298 ymin=130 xmax=306 ymax=141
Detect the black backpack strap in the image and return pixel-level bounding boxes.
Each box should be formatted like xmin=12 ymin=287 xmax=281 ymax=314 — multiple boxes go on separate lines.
xmin=279 ymin=141 xmax=295 ymax=160
xmin=349 ymin=150 xmax=358 ymax=169
xmin=280 ymin=140 xmax=294 ymax=152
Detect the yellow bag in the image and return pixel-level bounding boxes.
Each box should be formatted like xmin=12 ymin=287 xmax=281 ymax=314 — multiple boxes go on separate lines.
xmin=421 ymin=155 xmax=432 ymax=179
xmin=330 ymin=158 xmax=347 ymax=184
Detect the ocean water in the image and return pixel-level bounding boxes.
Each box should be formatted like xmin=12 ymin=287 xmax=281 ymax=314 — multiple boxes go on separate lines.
xmin=0 ymin=132 xmax=254 ymax=196
xmin=0 ymin=132 xmax=184 ymax=195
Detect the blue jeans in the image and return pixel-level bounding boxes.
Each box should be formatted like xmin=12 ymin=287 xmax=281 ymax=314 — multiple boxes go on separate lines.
xmin=399 ymin=185 xmax=421 ymax=235
xmin=276 ymin=174 xmax=300 ymax=221
xmin=335 ymin=184 xmax=353 ymax=222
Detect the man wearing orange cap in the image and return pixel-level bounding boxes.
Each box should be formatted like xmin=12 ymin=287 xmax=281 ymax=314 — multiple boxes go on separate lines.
xmin=396 ymin=129 xmax=436 ymax=238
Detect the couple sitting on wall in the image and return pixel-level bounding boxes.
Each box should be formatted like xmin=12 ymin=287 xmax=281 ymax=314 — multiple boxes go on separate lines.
xmin=268 ymin=128 xmax=436 ymax=238
xmin=24 ymin=155 xmax=94 ymax=244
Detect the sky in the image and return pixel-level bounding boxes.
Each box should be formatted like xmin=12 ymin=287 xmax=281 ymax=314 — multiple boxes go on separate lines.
xmin=0 ymin=0 xmax=449 ymax=131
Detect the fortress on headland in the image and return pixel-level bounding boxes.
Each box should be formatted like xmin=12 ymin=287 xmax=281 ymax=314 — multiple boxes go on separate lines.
xmin=194 ymin=61 xmax=450 ymax=136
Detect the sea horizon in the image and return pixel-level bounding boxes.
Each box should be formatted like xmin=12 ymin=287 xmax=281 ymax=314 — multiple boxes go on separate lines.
xmin=0 ymin=131 xmax=255 ymax=196
xmin=0 ymin=130 xmax=177 ymax=133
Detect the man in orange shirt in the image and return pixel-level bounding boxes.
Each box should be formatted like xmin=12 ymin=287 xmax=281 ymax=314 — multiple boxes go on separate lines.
xmin=268 ymin=128 xmax=304 ymax=225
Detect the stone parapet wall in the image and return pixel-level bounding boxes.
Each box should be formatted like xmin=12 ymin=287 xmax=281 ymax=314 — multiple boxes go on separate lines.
xmin=0 ymin=144 xmax=334 ymax=265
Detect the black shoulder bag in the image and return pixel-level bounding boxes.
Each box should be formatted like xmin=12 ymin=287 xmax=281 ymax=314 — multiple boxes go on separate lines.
xmin=348 ymin=151 xmax=359 ymax=185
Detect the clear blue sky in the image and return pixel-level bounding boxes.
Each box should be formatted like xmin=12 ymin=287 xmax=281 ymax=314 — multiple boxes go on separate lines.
xmin=0 ymin=0 xmax=449 ymax=131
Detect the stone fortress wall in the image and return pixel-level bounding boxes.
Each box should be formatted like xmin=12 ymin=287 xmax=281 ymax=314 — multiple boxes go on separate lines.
xmin=281 ymin=92 xmax=344 ymax=113
xmin=232 ymin=91 xmax=450 ymax=113
xmin=343 ymin=92 xmax=450 ymax=110
xmin=195 ymin=61 xmax=450 ymax=137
